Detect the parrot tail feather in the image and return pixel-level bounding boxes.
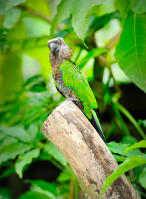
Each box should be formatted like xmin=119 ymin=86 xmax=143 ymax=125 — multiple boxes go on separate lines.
xmin=90 ymin=109 xmax=106 ymax=143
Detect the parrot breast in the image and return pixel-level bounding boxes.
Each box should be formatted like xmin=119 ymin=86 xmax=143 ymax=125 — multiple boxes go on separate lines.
xmin=55 ymin=72 xmax=77 ymax=98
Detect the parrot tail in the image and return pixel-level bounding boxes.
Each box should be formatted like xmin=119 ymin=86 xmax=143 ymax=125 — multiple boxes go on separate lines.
xmin=90 ymin=108 xmax=106 ymax=143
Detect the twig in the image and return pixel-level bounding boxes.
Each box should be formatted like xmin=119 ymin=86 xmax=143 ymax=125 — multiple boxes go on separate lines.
xmin=19 ymin=5 xmax=51 ymax=23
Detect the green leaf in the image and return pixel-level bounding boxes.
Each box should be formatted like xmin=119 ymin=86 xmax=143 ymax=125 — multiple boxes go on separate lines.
xmin=0 ymin=142 xmax=32 ymax=165
xmin=0 ymin=136 xmax=17 ymax=148
xmin=6 ymin=0 xmax=27 ymax=11
xmin=3 ymin=7 xmax=21 ymax=29
xmin=44 ymin=142 xmax=67 ymax=166
xmin=139 ymin=167 xmax=146 ymax=189
xmin=107 ymin=141 xmax=129 ymax=155
xmin=123 ymin=140 xmax=146 ymax=154
xmin=30 ymin=180 xmax=58 ymax=196
xmin=121 ymin=136 xmax=137 ymax=144
xmin=100 ymin=155 xmax=146 ymax=195
xmin=0 ymin=53 xmax=23 ymax=105
xmin=51 ymin=0 xmax=104 ymax=40
xmin=107 ymin=141 xmax=142 ymax=157
xmin=15 ymin=148 xmax=40 ymax=178
xmin=115 ymin=12 xmax=146 ymax=93
xmin=117 ymin=103 xmax=146 ymax=139
xmin=18 ymin=191 xmax=51 ymax=199
xmin=23 ymin=17 xmax=50 ymax=37
xmin=0 ymin=167 xmax=15 ymax=179
xmin=115 ymin=0 xmax=131 ymax=20
xmin=0 ymin=126 xmax=31 ymax=143
xmin=57 ymin=167 xmax=73 ymax=182
xmin=131 ymin=0 xmax=146 ymax=14
xmin=71 ymin=0 xmax=104 ymax=40
xmin=0 ymin=187 xmax=11 ymax=199
xmin=112 ymin=103 xmax=130 ymax=136
xmin=0 ymin=0 xmax=7 ymax=14
xmin=79 ymin=48 xmax=107 ymax=68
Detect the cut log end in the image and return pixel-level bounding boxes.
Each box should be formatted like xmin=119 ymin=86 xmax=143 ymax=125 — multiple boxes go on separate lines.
xmin=41 ymin=100 xmax=140 ymax=199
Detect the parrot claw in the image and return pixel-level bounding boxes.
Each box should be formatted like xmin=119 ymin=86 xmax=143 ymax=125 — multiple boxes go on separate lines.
xmin=66 ymin=98 xmax=83 ymax=110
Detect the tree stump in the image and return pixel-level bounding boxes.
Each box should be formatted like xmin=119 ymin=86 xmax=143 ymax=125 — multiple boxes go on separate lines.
xmin=41 ymin=100 xmax=140 ymax=199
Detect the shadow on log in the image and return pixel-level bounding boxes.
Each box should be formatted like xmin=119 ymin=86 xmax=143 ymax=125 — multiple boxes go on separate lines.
xmin=41 ymin=100 xmax=140 ymax=199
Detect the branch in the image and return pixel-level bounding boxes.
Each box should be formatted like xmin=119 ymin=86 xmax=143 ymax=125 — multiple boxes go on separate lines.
xmin=19 ymin=5 xmax=51 ymax=23
xmin=41 ymin=100 xmax=140 ymax=199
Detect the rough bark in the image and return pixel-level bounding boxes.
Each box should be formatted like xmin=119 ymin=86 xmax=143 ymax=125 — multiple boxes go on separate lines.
xmin=41 ymin=100 xmax=140 ymax=199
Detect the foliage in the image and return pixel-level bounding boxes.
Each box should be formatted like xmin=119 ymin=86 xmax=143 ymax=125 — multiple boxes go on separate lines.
xmin=0 ymin=0 xmax=146 ymax=198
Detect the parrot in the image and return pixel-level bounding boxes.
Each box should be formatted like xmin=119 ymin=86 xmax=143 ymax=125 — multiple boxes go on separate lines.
xmin=48 ymin=37 xmax=105 ymax=142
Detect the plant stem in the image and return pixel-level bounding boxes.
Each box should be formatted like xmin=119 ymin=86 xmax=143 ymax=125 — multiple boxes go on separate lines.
xmin=117 ymin=103 xmax=146 ymax=140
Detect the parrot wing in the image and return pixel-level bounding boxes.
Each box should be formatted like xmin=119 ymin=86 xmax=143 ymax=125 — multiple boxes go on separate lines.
xmin=60 ymin=60 xmax=98 ymax=110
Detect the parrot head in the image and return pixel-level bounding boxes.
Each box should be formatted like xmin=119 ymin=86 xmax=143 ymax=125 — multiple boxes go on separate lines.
xmin=48 ymin=37 xmax=72 ymax=61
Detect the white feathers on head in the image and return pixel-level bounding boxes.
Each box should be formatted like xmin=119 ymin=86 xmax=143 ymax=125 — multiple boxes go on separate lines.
xmin=48 ymin=37 xmax=72 ymax=60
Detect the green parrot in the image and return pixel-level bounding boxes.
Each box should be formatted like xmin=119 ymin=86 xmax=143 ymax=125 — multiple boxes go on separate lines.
xmin=48 ymin=37 xmax=105 ymax=142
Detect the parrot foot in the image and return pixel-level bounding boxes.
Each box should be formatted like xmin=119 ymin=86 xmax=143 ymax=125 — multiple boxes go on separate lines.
xmin=66 ymin=97 xmax=83 ymax=110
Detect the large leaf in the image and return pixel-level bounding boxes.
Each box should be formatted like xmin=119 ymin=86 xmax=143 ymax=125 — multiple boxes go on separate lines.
xmin=115 ymin=0 xmax=131 ymax=20
xmin=0 ymin=0 xmax=26 ymax=14
xmin=131 ymin=0 xmax=146 ymax=14
xmin=6 ymin=0 xmax=27 ymax=10
xmin=51 ymin=0 xmax=105 ymax=40
xmin=107 ymin=141 xmax=142 ymax=157
xmin=18 ymin=191 xmax=51 ymax=199
xmin=0 ymin=53 xmax=23 ymax=105
xmin=115 ymin=12 xmax=146 ymax=93
xmin=44 ymin=142 xmax=67 ymax=166
xmin=0 ymin=126 xmax=31 ymax=143
xmin=3 ymin=7 xmax=21 ymax=29
xmin=15 ymin=148 xmax=40 ymax=178
xmin=139 ymin=167 xmax=146 ymax=189
xmin=30 ymin=180 xmax=58 ymax=197
xmin=100 ymin=155 xmax=146 ymax=195
xmin=123 ymin=140 xmax=146 ymax=154
xmin=0 ymin=141 xmax=32 ymax=165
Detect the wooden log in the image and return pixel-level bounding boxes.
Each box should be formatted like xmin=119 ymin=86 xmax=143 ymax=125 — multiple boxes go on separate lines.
xmin=41 ymin=100 xmax=140 ymax=199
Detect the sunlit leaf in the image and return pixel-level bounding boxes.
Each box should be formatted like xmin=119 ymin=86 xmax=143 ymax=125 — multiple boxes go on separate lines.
xmin=0 ymin=53 xmax=23 ymax=105
xmin=107 ymin=141 xmax=142 ymax=157
xmin=3 ymin=7 xmax=21 ymax=29
xmin=115 ymin=12 xmax=146 ymax=93
xmin=18 ymin=191 xmax=51 ymax=199
xmin=0 ymin=126 xmax=31 ymax=143
xmin=0 ymin=142 xmax=32 ymax=165
xmin=51 ymin=0 xmax=105 ymax=40
xmin=57 ymin=167 xmax=73 ymax=182
xmin=131 ymin=0 xmax=146 ymax=14
xmin=25 ymin=0 xmax=51 ymax=16
xmin=44 ymin=142 xmax=67 ymax=166
xmin=139 ymin=167 xmax=146 ymax=189
xmin=123 ymin=140 xmax=146 ymax=154
xmin=115 ymin=0 xmax=131 ymax=20
xmin=6 ymin=0 xmax=27 ymax=10
xmin=30 ymin=180 xmax=58 ymax=196
xmin=100 ymin=155 xmax=146 ymax=195
xmin=15 ymin=148 xmax=40 ymax=178
xmin=23 ymin=17 xmax=50 ymax=37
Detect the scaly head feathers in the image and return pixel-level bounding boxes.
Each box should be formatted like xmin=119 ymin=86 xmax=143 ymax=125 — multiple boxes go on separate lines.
xmin=48 ymin=37 xmax=72 ymax=64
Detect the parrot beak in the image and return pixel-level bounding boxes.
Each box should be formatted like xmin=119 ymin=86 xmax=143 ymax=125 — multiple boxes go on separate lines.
xmin=48 ymin=41 xmax=59 ymax=55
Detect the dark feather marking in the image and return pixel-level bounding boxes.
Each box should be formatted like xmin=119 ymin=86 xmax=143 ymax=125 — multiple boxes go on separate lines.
xmin=56 ymin=87 xmax=65 ymax=97
xmin=89 ymin=108 xmax=106 ymax=143
xmin=94 ymin=108 xmax=100 ymax=118
xmin=69 ymin=59 xmax=76 ymax=65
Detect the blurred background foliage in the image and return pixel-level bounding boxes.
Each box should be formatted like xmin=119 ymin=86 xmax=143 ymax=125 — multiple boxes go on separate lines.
xmin=0 ymin=0 xmax=146 ymax=198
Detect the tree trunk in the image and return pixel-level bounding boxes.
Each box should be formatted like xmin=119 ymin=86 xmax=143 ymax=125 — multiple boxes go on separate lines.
xmin=41 ymin=100 xmax=140 ymax=199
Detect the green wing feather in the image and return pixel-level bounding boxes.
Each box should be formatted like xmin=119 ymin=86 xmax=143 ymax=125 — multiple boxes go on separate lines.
xmin=60 ymin=60 xmax=98 ymax=119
